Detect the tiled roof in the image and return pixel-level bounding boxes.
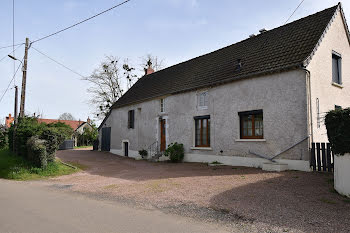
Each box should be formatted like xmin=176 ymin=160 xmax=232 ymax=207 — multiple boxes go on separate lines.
xmin=38 ymin=119 xmax=85 ymax=131
xmin=111 ymin=4 xmax=339 ymax=110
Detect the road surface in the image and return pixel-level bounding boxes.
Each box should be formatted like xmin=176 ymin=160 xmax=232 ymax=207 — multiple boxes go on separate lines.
xmin=0 ymin=180 xmax=230 ymax=233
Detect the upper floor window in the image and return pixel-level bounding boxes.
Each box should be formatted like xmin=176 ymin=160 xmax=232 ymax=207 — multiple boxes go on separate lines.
xmin=239 ymin=110 xmax=263 ymax=139
xmin=332 ymin=52 xmax=342 ymax=85
xmin=160 ymin=98 xmax=165 ymax=113
xmin=127 ymin=110 xmax=135 ymax=129
xmin=194 ymin=115 xmax=210 ymax=147
xmin=198 ymin=91 xmax=208 ymax=109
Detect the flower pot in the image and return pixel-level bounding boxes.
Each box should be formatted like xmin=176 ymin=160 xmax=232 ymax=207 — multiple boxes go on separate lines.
xmin=334 ymin=153 xmax=350 ymax=197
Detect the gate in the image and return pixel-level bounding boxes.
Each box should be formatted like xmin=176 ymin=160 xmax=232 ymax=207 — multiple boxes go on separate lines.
xmin=310 ymin=142 xmax=334 ymax=172
xmin=101 ymin=127 xmax=111 ymax=151
xmin=59 ymin=140 xmax=74 ymax=150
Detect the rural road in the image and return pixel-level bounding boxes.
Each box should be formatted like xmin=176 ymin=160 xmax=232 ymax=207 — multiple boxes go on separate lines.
xmin=0 ymin=180 xmax=230 ymax=233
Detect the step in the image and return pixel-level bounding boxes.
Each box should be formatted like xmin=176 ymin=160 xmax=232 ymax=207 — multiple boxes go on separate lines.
xmin=262 ymin=162 xmax=288 ymax=172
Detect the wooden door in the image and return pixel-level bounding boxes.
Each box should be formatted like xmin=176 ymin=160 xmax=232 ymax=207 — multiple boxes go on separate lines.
xmin=101 ymin=127 xmax=111 ymax=151
xmin=160 ymin=119 xmax=166 ymax=152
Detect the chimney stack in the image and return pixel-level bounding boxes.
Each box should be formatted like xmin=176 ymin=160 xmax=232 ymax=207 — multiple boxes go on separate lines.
xmin=144 ymin=59 xmax=154 ymax=75
xmin=87 ymin=117 xmax=91 ymax=124
xmin=259 ymin=28 xmax=267 ymax=34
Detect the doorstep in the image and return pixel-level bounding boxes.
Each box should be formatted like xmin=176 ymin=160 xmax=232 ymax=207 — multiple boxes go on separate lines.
xmin=262 ymin=162 xmax=288 ymax=172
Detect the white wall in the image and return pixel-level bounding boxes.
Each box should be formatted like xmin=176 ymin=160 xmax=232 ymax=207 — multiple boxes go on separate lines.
xmin=307 ymin=8 xmax=350 ymax=143
xmin=334 ymin=154 xmax=350 ymax=197
xmin=100 ymin=69 xmax=310 ymax=170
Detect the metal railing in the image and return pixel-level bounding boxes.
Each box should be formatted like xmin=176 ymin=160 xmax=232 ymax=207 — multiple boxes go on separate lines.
xmin=148 ymin=141 xmax=160 ymax=159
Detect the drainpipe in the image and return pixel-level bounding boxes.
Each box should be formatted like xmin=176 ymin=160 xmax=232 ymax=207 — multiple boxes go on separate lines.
xmin=302 ymin=67 xmax=314 ymax=145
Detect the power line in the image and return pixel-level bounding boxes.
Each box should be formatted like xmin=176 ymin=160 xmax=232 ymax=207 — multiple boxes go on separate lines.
xmin=31 ymin=0 xmax=131 ymax=44
xmin=0 ymin=44 xmax=23 ymax=63
xmin=0 ymin=43 xmax=24 ymax=50
xmin=284 ymin=0 xmax=306 ymax=25
xmin=0 ymin=58 xmax=23 ymax=103
xmin=31 ymin=46 xmax=87 ymax=78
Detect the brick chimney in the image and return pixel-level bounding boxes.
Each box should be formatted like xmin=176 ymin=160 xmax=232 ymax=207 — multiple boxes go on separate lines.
xmin=144 ymin=59 xmax=154 ymax=75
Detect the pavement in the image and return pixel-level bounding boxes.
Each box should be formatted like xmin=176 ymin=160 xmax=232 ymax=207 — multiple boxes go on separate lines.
xmin=0 ymin=179 xmax=230 ymax=233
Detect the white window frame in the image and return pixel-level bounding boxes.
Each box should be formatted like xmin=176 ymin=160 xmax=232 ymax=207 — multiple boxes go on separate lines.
xmin=160 ymin=98 xmax=165 ymax=113
xmin=197 ymin=91 xmax=209 ymax=110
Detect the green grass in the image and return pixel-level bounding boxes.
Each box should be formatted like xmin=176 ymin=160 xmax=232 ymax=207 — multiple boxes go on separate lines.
xmin=0 ymin=148 xmax=78 ymax=181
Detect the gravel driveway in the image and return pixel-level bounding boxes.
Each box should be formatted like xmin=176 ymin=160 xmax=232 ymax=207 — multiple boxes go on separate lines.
xmin=52 ymin=149 xmax=350 ymax=233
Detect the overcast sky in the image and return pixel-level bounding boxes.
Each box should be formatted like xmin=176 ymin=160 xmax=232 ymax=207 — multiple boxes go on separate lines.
xmin=0 ymin=0 xmax=349 ymax=123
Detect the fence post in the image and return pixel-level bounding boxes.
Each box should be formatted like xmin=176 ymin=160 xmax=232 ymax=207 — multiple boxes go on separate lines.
xmin=311 ymin=143 xmax=316 ymax=171
xmin=326 ymin=143 xmax=332 ymax=172
xmin=316 ymin=143 xmax=321 ymax=171
xmin=321 ymin=143 xmax=327 ymax=172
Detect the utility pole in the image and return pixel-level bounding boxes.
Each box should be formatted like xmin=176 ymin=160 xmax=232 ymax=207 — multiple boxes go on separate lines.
xmin=12 ymin=85 xmax=18 ymax=153
xmin=19 ymin=37 xmax=30 ymax=118
xmin=14 ymin=86 xmax=18 ymax=123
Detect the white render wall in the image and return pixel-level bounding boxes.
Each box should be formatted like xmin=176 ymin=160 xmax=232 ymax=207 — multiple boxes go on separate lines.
xmin=100 ymin=69 xmax=310 ymax=169
xmin=334 ymin=154 xmax=350 ymax=197
xmin=307 ymin=9 xmax=350 ymax=143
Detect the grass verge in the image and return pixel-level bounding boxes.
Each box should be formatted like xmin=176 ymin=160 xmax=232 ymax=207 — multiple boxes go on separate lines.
xmin=74 ymin=145 xmax=93 ymax=149
xmin=0 ymin=148 xmax=78 ymax=180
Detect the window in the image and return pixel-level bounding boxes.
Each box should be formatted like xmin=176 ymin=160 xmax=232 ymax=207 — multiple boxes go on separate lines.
xmin=194 ymin=115 xmax=210 ymax=147
xmin=198 ymin=91 xmax=209 ymax=109
xmin=239 ymin=110 xmax=263 ymax=139
xmin=160 ymin=98 xmax=165 ymax=112
xmin=127 ymin=110 xmax=135 ymax=129
xmin=332 ymin=52 xmax=342 ymax=84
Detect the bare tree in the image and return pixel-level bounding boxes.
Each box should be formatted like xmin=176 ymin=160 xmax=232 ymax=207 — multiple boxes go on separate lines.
xmin=58 ymin=113 xmax=76 ymax=121
xmin=84 ymin=56 xmax=137 ymax=119
xmin=141 ymin=54 xmax=165 ymax=72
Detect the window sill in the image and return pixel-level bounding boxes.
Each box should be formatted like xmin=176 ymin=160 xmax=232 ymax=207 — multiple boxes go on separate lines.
xmin=332 ymin=82 xmax=344 ymax=88
xmin=190 ymin=147 xmax=213 ymax=151
xmin=235 ymin=139 xmax=266 ymax=142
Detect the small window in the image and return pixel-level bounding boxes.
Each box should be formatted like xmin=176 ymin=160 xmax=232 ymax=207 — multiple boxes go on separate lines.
xmin=332 ymin=52 xmax=342 ymax=84
xmin=198 ymin=91 xmax=209 ymax=109
xmin=335 ymin=105 xmax=342 ymax=110
xmin=239 ymin=110 xmax=263 ymax=139
xmin=160 ymin=98 xmax=165 ymax=112
xmin=194 ymin=115 xmax=210 ymax=147
xmin=128 ymin=110 xmax=135 ymax=129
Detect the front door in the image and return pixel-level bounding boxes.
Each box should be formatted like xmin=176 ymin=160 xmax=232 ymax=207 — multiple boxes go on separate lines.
xmin=101 ymin=127 xmax=111 ymax=151
xmin=160 ymin=119 xmax=166 ymax=152
xmin=124 ymin=142 xmax=129 ymax=157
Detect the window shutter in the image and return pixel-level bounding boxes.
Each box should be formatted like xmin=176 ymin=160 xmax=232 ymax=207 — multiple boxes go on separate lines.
xmin=131 ymin=110 xmax=135 ymax=128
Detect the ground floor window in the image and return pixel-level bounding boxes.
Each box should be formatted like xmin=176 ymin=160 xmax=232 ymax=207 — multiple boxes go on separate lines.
xmin=194 ymin=115 xmax=210 ymax=147
xmin=239 ymin=110 xmax=263 ymax=139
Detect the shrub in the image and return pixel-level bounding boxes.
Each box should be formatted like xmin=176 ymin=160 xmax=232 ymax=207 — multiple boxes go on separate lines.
xmin=325 ymin=108 xmax=350 ymax=155
xmin=139 ymin=149 xmax=148 ymax=158
xmin=0 ymin=125 xmax=7 ymax=149
xmin=40 ymin=128 xmax=65 ymax=162
xmin=27 ymin=136 xmax=47 ymax=168
xmin=164 ymin=142 xmax=184 ymax=163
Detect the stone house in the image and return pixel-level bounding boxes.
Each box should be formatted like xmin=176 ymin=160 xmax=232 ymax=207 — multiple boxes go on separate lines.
xmin=98 ymin=4 xmax=350 ymax=171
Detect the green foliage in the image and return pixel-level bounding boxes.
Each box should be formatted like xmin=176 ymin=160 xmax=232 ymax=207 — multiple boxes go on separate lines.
xmin=27 ymin=136 xmax=47 ymax=168
xmin=77 ymin=125 xmax=98 ymax=147
xmin=0 ymin=125 xmax=7 ymax=149
xmin=325 ymin=108 xmax=350 ymax=155
xmin=138 ymin=149 xmax=148 ymax=158
xmin=0 ymin=148 xmax=77 ymax=180
xmin=164 ymin=142 xmax=184 ymax=163
xmin=8 ymin=117 xmax=74 ymax=167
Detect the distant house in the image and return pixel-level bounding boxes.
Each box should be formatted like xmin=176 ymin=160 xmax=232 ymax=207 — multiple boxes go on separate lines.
xmin=5 ymin=114 xmax=14 ymax=129
xmin=98 ymin=4 xmax=350 ymax=171
xmin=4 ymin=113 xmax=92 ymax=146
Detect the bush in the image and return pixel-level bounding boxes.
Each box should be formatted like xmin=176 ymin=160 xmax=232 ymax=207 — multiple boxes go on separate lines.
xmin=40 ymin=128 xmax=65 ymax=162
xmin=0 ymin=125 xmax=7 ymax=149
xmin=138 ymin=149 xmax=148 ymax=158
xmin=164 ymin=142 xmax=184 ymax=163
xmin=325 ymin=108 xmax=350 ymax=155
xmin=27 ymin=136 xmax=47 ymax=168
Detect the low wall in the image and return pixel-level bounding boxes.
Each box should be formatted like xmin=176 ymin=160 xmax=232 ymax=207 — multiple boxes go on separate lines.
xmin=334 ymin=153 xmax=350 ymax=197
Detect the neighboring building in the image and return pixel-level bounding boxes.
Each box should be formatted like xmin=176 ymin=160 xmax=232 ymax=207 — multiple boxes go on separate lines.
xmin=5 ymin=114 xmax=14 ymax=129
xmin=4 ymin=113 xmax=92 ymax=146
xmin=98 ymin=4 xmax=350 ymax=171
xmin=38 ymin=118 xmax=92 ymax=146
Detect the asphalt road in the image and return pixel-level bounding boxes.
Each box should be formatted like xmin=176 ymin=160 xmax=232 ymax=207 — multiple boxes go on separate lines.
xmin=0 ymin=180 xmax=230 ymax=233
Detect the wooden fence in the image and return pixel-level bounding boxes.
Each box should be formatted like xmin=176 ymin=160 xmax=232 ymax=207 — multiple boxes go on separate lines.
xmin=310 ymin=142 xmax=334 ymax=172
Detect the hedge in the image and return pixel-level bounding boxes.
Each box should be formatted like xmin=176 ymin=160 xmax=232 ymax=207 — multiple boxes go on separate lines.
xmin=325 ymin=108 xmax=350 ymax=155
xmin=27 ymin=136 xmax=47 ymax=168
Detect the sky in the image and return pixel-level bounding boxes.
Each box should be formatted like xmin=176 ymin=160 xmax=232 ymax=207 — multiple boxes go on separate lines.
xmin=0 ymin=0 xmax=349 ymax=124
